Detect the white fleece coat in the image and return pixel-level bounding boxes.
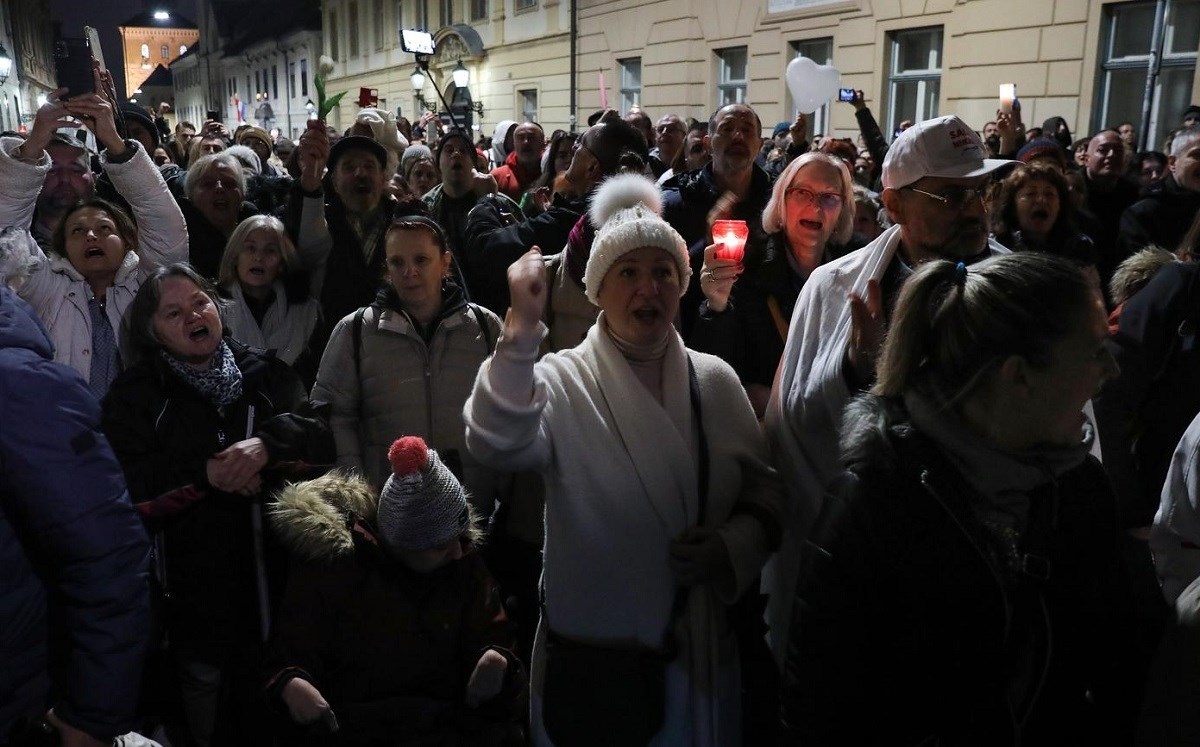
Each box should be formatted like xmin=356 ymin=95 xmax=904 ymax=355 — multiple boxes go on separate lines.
xmin=465 ymin=316 xmax=781 ymax=747
xmin=0 ymin=138 xmax=188 ymax=385
xmin=1153 ymin=410 xmax=1200 ymax=607
xmin=221 ymin=280 xmax=320 ymax=365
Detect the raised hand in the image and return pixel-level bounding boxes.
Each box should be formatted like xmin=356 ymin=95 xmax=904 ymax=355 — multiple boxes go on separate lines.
xmin=846 ymin=278 xmax=885 ymax=388
xmin=465 ymin=649 xmax=508 ymax=707
xmin=698 ymin=242 xmax=743 ymax=313
xmin=506 ymin=247 xmax=547 ymax=335
xmin=19 ymin=89 xmax=78 ymax=161
xmin=281 ymin=678 xmax=336 ymax=727
xmin=298 ymin=119 xmax=331 ymax=192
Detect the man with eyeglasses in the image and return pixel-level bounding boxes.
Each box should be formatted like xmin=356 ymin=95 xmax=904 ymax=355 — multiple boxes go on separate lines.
xmin=762 ymin=114 xmax=1011 ymax=664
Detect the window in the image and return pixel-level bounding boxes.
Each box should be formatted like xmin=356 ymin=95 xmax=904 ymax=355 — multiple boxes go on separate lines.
xmin=300 ymin=58 xmax=309 ymax=96
xmin=885 ymin=26 xmax=942 ymax=137
xmin=441 ymin=0 xmax=455 ymax=25
xmin=272 ymin=66 xmax=279 ymax=99
xmin=416 ymin=0 xmax=428 ymax=28
xmin=397 ymin=0 xmax=404 ymax=27
xmin=790 ymin=38 xmax=833 ymax=136
xmin=288 ymin=61 xmax=296 ymax=98
xmin=618 ymin=57 xmax=641 ymax=115
xmin=471 ymin=0 xmax=487 ymax=21
xmin=140 ymin=43 xmax=149 ymax=58
xmin=1096 ymin=0 xmax=1199 ymax=150
xmin=329 ymin=10 xmax=340 ymax=60
xmin=348 ymin=2 xmax=360 ymax=58
xmin=520 ymin=89 xmax=538 ymax=122
xmin=716 ymin=47 xmax=748 ymax=106
xmin=375 ymin=0 xmax=386 ymax=49
xmin=180 ymin=44 xmax=187 ymax=55
xmin=255 ymin=70 xmax=262 ymax=97
xmin=516 ymin=0 xmax=535 ymax=9
xmin=161 ymin=44 xmax=169 ymax=59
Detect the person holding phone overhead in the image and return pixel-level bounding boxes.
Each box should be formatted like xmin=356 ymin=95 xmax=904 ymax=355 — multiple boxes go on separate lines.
xmin=0 ymin=65 xmax=188 ymax=399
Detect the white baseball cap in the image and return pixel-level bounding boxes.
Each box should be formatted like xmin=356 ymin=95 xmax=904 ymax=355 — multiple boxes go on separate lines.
xmin=882 ymin=115 xmax=1010 ymax=190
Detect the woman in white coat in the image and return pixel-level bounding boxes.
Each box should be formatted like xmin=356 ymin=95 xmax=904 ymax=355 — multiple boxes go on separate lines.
xmin=0 ymin=87 xmax=187 ymax=398
xmin=217 ymin=215 xmax=321 ymax=377
xmin=464 ymin=173 xmax=782 ymax=746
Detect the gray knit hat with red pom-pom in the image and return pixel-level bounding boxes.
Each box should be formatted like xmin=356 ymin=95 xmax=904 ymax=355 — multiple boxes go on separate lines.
xmin=376 ymin=436 xmax=470 ymax=552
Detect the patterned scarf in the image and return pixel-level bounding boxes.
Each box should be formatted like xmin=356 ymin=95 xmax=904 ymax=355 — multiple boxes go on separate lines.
xmin=160 ymin=339 xmax=244 ymax=407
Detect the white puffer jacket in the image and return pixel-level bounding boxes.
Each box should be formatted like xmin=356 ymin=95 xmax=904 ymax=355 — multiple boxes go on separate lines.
xmin=0 ymin=138 xmax=188 ymax=385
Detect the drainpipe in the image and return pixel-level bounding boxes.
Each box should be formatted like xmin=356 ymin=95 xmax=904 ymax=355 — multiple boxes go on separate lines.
xmin=1138 ymin=0 xmax=1167 ymax=151
xmin=569 ymin=0 xmax=577 ymax=132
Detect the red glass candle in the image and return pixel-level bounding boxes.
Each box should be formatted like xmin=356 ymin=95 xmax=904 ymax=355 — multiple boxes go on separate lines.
xmin=712 ymin=219 xmax=749 ymax=262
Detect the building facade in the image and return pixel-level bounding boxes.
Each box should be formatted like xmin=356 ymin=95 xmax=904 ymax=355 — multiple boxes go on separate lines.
xmin=320 ymin=0 xmax=572 ymax=136
xmin=577 ymin=0 xmax=1200 ymax=150
xmin=1 ymin=0 xmax=56 ymax=132
xmin=118 ymin=10 xmax=200 ymax=99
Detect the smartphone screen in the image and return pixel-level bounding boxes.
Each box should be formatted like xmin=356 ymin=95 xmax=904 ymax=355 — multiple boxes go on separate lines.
xmin=838 ymin=88 xmax=855 ymax=102
xmin=206 ymin=110 xmax=221 ymax=123
xmin=54 ymin=38 xmax=94 ymax=99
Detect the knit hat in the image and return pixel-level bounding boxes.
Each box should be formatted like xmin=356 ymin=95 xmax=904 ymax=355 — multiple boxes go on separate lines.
xmin=1016 ymin=138 xmax=1067 ymax=168
xmin=772 ymin=121 xmax=791 ymax=139
xmin=401 ymin=143 xmax=433 ymax=177
xmin=1184 ymin=105 xmax=1200 ymax=123
xmin=376 ymin=436 xmax=470 ymax=552
xmin=235 ymin=125 xmax=273 ymax=152
xmin=882 ymin=114 xmax=1009 ymax=190
xmin=119 ymin=103 xmax=160 ymax=148
xmin=435 ymin=127 xmax=474 ymax=161
xmin=583 ymin=172 xmax=690 ymax=306
xmin=225 ymin=144 xmax=262 ymax=175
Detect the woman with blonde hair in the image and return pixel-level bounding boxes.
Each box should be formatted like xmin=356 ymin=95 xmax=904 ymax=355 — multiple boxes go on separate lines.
xmin=691 ymin=151 xmax=854 ymax=416
xmin=218 ymin=214 xmax=321 ymax=377
xmin=782 ymin=252 xmax=1140 ymax=743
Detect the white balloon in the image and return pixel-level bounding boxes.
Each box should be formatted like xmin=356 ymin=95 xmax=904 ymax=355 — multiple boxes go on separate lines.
xmin=786 ymin=56 xmax=842 ymax=113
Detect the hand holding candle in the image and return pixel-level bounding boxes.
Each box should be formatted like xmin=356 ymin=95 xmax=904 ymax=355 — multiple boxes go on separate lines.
xmin=712 ymin=219 xmax=749 ymax=262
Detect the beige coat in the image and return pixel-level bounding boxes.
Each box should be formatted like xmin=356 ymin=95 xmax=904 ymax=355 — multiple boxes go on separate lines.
xmin=312 ymin=299 xmax=504 ymax=511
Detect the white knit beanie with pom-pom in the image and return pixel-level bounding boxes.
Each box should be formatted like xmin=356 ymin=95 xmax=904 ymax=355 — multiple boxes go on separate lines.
xmin=583 ymin=172 xmax=691 ymax=306
xmin=375 ymin=436 xmax=470 ymax=552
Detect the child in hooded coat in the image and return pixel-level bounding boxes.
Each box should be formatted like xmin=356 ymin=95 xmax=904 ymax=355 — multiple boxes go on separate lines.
xmin=264 ymin=436 xmax=526 ymax=746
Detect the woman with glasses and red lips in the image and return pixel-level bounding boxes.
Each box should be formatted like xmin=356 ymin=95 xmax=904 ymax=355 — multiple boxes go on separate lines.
xmin=690 ymin=153 xmax=856 ymax=418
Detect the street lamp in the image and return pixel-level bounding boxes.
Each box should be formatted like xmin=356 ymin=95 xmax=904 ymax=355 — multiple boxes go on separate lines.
xmin=305 ymin=99 xmax=316 ymax=119
xmin=452 ymin=61 xmax=469 ymax=89
xmin=410 ymin=67 xmax=436 ymax=113
xmin=0 ymin=44 xmax=12 ymax=86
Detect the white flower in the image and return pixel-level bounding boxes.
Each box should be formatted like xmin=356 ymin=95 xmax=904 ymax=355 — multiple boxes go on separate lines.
xmin=318 ymin=55 xmax=335 ymax=76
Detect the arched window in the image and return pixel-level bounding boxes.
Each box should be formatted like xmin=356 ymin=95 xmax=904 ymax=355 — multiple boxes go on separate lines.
xmin=140 ymin=43 xmax=149 ymax=58
xmin=161 ymin=44 xmax=169 ymax=59
xmin=180 ymin=44 xmax=188 ymax=55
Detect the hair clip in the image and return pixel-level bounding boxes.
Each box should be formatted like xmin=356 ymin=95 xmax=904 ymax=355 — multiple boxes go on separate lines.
xmin=954 ymin=261 xmax=968 ymax=287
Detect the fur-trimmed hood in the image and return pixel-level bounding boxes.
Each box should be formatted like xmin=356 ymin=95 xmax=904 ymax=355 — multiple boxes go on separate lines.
xmin=270 ymin=472 xmax=380 ymax=562
xmin=839 ymin=393 xmax=914 ymax=472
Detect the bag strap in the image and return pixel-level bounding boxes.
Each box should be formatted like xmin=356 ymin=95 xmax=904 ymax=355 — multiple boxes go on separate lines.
xmin=468 ymin=303 xmax=495 ymax=355
xmin=352 ymin=306 xmax=367 ymax=379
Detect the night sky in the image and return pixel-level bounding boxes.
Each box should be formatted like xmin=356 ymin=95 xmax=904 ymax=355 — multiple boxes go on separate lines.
xmin=50 ymin=0 xmax=181 ymax=100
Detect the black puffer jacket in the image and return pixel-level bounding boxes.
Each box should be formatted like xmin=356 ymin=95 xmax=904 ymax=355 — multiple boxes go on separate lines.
xmin=781 ymin=394 xmax=1141 ymax=746
xmin=101 ymin=340 xmax=335 ymax=657
xmin=1118 ymin=175 xmax=1200 ymax=258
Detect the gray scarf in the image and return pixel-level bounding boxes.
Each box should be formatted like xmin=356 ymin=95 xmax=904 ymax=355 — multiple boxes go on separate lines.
xmin=160 ymin=339 xmax=244 ymax=408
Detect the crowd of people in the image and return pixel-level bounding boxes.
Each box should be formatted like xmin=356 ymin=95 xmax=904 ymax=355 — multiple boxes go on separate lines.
xmin=6 ymin=62 xmax=1200 ymax=747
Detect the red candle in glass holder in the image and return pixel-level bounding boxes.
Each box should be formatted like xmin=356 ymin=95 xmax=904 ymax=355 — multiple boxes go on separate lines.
xmin=713 ymin=219 xmax=749 ymax=262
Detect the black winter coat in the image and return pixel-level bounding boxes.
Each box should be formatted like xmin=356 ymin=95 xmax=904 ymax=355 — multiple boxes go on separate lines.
xmin=101 ymin=340 xmax=335 ymax=658
xmin=1118 ymin=175 xmax=1200 ymax=258
xmin=781 ymin=395 xmax=1141 ymax=746
xmin=688 ymin=233 xmax=809 ymax=388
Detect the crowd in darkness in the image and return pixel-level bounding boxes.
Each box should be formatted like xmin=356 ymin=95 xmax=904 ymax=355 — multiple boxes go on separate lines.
xmin=7 ymin=63 xmax=1200 ymax=746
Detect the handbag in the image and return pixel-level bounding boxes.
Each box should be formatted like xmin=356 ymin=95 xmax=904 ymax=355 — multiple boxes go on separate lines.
xmin=540 ymin=358 xmax=708 ymax=747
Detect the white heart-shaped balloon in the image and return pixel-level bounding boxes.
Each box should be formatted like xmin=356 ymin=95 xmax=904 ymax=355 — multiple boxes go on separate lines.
xmin=786 ymin=56 xmax=842 ymax=113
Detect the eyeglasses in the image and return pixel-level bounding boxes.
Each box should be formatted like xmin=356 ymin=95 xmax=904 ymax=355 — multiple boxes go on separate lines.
xmin=785 ymin=186 xmax=844 ymax=210
xmin=904 ymin=186 xmax=987 ymax=210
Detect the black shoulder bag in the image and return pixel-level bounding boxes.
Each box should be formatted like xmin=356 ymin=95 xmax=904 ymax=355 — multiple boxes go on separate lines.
xmin=540 ymin=357 xmax=709 ymax=747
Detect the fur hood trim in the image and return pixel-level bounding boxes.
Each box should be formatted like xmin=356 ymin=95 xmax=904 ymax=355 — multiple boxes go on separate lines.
xmin=839 ymin=393 xmax=913 ymax=471
xmin=270 ymin=472 xmax=379 ymax=561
